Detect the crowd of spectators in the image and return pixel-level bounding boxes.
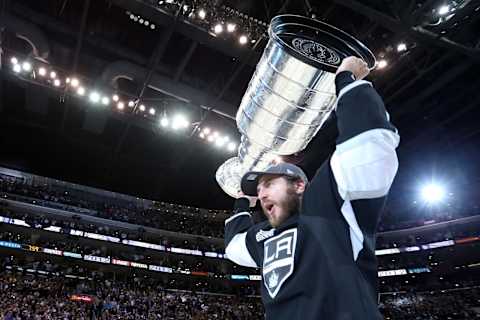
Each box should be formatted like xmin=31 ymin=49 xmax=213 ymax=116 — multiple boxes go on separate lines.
xmin=0 ymin=268 xmax=264 ymax=319
xmin=379 ymin=289 xmax=480 ymax=319
xmin=1 ymin=259 xmax=478 ymax=320
xmin=2 ymin=174 xmax=478 ymax=241
xmin=0 ymin=204 xmax=222 ymax=253
xmin=0 ymin=230 xmax=245 ymax=277
xmin=0 ymin=176 xmax=225 ymax=238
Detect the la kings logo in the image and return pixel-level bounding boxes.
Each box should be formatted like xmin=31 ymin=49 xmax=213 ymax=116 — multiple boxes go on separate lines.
xmin=262 ymin=228 xmax=297 ymax=298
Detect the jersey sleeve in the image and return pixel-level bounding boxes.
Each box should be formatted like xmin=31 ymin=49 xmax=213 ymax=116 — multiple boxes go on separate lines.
xmin=224 ymin=198 xmax=260 ymax=268
xmin=330 ymin=71 xmax=399 ymax=202
xmin=302 ymin=72 xmax=400 ymax=261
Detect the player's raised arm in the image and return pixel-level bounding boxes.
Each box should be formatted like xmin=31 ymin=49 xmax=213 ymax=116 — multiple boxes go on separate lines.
xmin=224 ymin=196 xmax=259 ymax=268
xmin=330 ymin=57 xmax=400 ymax=202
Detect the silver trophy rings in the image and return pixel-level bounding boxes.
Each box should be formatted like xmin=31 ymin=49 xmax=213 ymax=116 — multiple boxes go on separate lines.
xmin=216 ymin=15 xmax=376 ymax=198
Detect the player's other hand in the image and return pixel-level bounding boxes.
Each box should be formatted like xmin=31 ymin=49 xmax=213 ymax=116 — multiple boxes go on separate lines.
xmin=237 ymin=191 xmax=258 ymax=208
xmin=336 ymin=56 xmax=369 ymax=80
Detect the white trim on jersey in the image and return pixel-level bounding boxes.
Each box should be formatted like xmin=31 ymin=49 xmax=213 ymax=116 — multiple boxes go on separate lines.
xmin=225 ymin=232 xmax=258 ymax=268
xmin=341 ymin=200 xmax=364 ymax=261
xmin=330 ymin=128 xmax=399 ymax=201
xmin=225 ymin=211 xmax=251 ymax=225
xmin=330 ymin=128 xmax=399 ymax=260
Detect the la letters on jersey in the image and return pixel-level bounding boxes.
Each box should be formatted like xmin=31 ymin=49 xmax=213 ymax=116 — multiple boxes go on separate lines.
xmin=262 ymin=228 xmax=297 ymax=298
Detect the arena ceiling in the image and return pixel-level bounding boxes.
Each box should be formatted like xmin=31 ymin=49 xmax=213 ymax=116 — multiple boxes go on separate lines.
xmin=0 ymin=0 xmax=479 ymax=212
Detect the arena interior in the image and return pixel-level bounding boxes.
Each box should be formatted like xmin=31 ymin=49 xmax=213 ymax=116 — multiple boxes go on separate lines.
xmin=0 ymin=0 xmax=479 ymax=319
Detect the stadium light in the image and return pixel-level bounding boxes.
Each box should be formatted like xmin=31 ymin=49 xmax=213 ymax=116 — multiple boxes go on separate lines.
xmin=112 ymin=94 xmax=119 ymax=102
xmin=70 ymin=78 xmax=79 ymax=87
xmin=397 ymin=43 xmax=407 ymax=52
xmin=172 ymin=114 xmax=189 ymax=130
xmin=13 ymin=64 xmax=22 ymax=73
xmin=117 ymin=102 xmax=125 ymax=110
xmin=22 ymin=61 xmax=32 ymax=71
xmin=139 ymin=104 xmax=146 ymax=112
xmin=239 ymin=35 xmax=248 ymax=45
xmin=377 ymin=59 xmax=388 ymax=69
xmin=421 ymin=184 xmax=446 ymax=203
xmin=38 ymin=67 xmax=47 ymax=76
xmin=101 ymin=97 xmax=110 ymax=105
xmin=214 ymin=24 xmax=223 ymax=34
xmin=160 ymin=117 xmax=169 ymax=127
xmin=128 ymin=101 xmax=135 ymax=107
xmin=89 ymin=92 xmax=100 ymax=103
xmin=198 ymin=9 xmax=206 ymax=19
xmin=227 ymin=142 xmax=236 ymax=152
xmin=77 ymin=87 xmax=86 ymax=96
xmin=10 ymin=57 xmax=18 ymax=65
xmin=202 ymin=127 xmax=211 ymax=134
xmin=50 ymin=71 xmax=57 ymax=79
xmin=53 ymin=79 xmax=61 ymax=87
xmin=438 ymin=5 xmax=450 ymax=15
xmin=227 ymin=23 xmax=236 ymax=32
xmin=215 ymin=138 xmax=226 ymax=147
xmin=149 ymin=108 xmax=156 ymax=115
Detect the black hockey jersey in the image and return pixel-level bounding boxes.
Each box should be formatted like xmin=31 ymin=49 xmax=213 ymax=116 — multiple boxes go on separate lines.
xmin=224 ymin=71 xmax=400 ymax=320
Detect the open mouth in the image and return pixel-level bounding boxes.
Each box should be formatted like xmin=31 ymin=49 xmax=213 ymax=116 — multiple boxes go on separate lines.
xmin=264 ymin=203 xmax=275 ymax=217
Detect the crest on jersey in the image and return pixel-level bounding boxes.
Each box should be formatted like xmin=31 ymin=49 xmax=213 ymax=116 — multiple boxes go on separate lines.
xmin=262 ymin=228 xmax=297 ymax=298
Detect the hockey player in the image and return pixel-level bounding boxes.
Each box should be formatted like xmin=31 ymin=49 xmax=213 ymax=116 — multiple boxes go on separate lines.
xmin=224 ymin=56 xmax=400 ymax=319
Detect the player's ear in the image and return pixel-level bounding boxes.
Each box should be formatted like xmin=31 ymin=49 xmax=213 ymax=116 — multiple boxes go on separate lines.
xmin=294 ymin=179 xmax=306 ymax=194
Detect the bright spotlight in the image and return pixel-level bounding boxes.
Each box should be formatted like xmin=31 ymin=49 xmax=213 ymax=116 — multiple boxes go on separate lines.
xmin=239 ymin=35 xmax=248 ymax=45
xmin=227 ymin=23 xmax=236 ymax=32
xmin=13 ymin=64 xmax=21 ymax=73
xmin=215 ymin=138 xmax=226 ymax=147
xmin=199 ymin=132 xmax=205 ymax=139
xmin=212 ymin=131 xmax=219 ymax=137
xmin=160 ymin=117 xmax=169 ymax=127
xmin=139 ymin=104 xmax=146 ymax=112
xmin=377 ymin=59 xmax=388 ymax=69
xmin=77 ymin=87 xmax=86 ymax=96
xmin=71 ymin=78 xmax=79 ymax=87
xmin=207 ymin=135 xmax=215 ymax=142
xmin=150 ymin=24 xmax=156 ymax=30
xmin=438 ymin=5 xmax=450 ymax=15
xmin=172 ymin=114 xmax=189 ymax=129
xmin=227 ymin=142 xmax=237 ymax=152
xmin=202 ymin=127 xmax=211 ymax=134
xmin=397 ymin=43 xmax=407 ymax=52
xmin=149 ymin=108 xmax=156 ymax=115
xmin=38 ymin=67 xmax=47 ymax=76
xmin=89 ymin=92 xmax=100 ymax=103
xmin=53 ymin=79 xmax=61 ymax=87
xmin=10 ymin=57 xmax=18 ymax=65
xmin=101 ymin=97 xmax=110 ymax=105
xmin=128 ymin=101 xmax=135 ymax=107
xmin=198 ymin=9 xmax=206 ymax=19
xmin=22 ymin=62 xmax=32 ymax=71
xmin=112 ymin=94 xmax=119 ymax=102
xmin=421 ymin=184 xmax=446 ymax=203
xmin=117 ymin=102 xmax=125 ymax=110
xmin=50 ymin=71 xmax=57 ymax=79
xmin=214 ymin=24 xmax=223 ymax=34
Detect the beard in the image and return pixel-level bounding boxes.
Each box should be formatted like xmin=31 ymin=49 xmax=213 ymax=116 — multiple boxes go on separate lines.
xmin=262 ymin=185 xmax=301 ymax=227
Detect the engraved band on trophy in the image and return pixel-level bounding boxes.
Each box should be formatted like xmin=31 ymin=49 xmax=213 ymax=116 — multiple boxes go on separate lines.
xmin=216 ymin=15 xmax=376 ymax=198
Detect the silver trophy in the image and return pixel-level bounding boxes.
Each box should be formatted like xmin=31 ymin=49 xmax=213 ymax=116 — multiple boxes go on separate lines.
xmin=216 ymin=15 xmax=376 ymax=198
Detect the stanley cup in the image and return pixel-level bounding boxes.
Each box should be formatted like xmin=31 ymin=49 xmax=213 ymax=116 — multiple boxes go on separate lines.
xmin=216 ymin=15 xmax=376 ymax=198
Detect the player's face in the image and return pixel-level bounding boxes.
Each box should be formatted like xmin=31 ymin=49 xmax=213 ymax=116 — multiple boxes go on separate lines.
xmin=257 ymin=175 xmax=304 ymax=228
